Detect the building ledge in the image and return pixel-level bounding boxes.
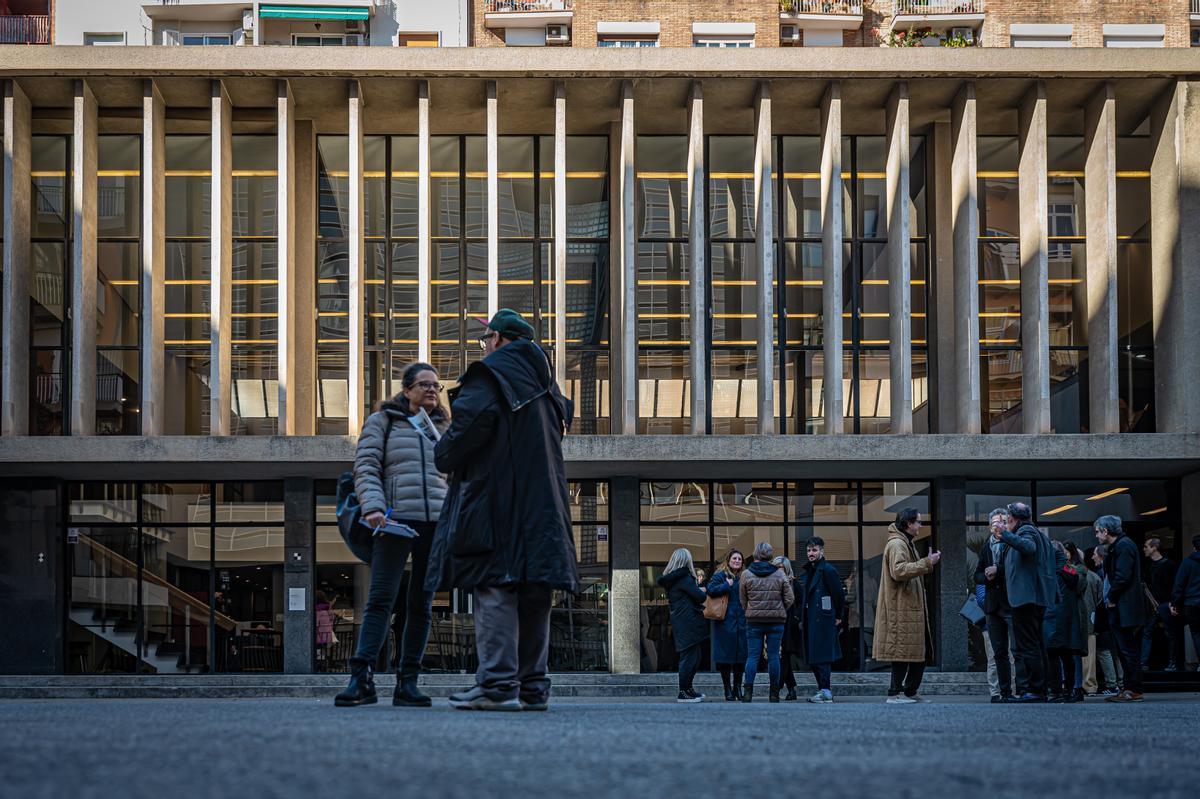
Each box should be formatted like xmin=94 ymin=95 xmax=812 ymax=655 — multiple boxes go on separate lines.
xmin=484 ymin=11 xmax=572 ymax=29
xmin=781 ymin=12 xmax=865 ymax=32
xmin=890 ymin=13 xmax=985 ymax=32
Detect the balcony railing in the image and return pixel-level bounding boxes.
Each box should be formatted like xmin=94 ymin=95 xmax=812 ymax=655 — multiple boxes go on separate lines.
xmin=893 ymin=0 xmax=982 ymax=14
xmin=485 ymin=1 xmax=573 ymax=12
xmin=0 ymin=14 xmax=51 ymax=44
xmin=1192 ymin=0 xmax=1199 ymax=14
xmin=781 ymin=1 xmax=864 ymax=14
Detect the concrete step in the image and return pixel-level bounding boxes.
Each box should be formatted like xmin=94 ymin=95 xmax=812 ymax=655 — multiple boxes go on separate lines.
xmin=0 ymin=671 xmax=989 ymax=700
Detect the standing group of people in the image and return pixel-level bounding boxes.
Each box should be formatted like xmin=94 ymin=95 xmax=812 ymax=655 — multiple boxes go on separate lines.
xmin=660 ymin=512 xmax=936 ymax=704
xmin=974 ymin=502 xmax=1200 ymax=704
xmin=335 ymin=309 xmax=578 ymax=712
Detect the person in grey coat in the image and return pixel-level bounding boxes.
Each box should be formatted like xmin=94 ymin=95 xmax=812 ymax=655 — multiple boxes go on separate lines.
xmin=335 ymin=362 xmax=450 ymax=709
xmin=1000 ymin=501 xmax=1057 ymax=702
xmin=1095 ymin=515 xmax=1147 ymax=702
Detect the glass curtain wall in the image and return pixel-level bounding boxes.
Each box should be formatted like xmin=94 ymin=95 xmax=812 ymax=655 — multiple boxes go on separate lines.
xmin=1116 ymin=136 xmax=1154 ymax=432
xmin=1047 ymin=137 xmax=1087 ymax=432
xmin=30 ymin=135 xmax=70 ymax=435
xmin=978 ymin=136 xmax=1022 ymax=432
xmin=314 ymin=135 xmax=351 ymax=433
xmin=96 ymin=135 xmax=142 ymax=434
xmin=639 ymin=480 xmax=933 ymax=673
xmin=164 ymin=135 xmax=212 ymax=434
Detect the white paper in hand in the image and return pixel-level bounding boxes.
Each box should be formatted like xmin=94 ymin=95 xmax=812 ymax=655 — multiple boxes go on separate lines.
xmin=407 ymin=407 xmax=441 ymax=443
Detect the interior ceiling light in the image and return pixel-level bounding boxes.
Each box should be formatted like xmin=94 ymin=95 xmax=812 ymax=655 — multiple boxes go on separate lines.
xmin=1041 ymin=503 xmax=1077 ymax=517
xmin=1086 ymin=487 xmax=1128 ymax=501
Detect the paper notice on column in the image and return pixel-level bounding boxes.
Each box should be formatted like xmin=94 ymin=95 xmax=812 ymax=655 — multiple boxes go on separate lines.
xmin=289 ymin=587 xmax=305 ymax=612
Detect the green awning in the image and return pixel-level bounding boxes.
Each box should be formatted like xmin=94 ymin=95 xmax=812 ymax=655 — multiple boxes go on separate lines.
xmin=259 ymin=5 xmax=370 ymax=21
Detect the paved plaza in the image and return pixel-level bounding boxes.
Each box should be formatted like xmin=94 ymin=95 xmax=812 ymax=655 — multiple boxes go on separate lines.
xmin=3 ymin=694 xmax=1197 ymax=799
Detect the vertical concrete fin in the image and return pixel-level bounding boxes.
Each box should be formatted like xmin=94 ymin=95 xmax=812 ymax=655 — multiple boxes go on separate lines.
xmin=553 ymin=80 xmax=568 ymax=390
xmin=886 ymin=81 xmax=913 ymax=435
xmin=142 ymin=80 xmax=166 ymax=436
xmin=210 ymin=80 xmax=233 ymax=436
xmin=821 ymin=81 xmax=844 ymax=435
xmin=417 ymin=80 xmax=431 ymax=364
xmin=950 ymin=82 xmax=981 ymax=434
xmin=486 ymin=80 xmax=499 ymax=320
xmin=276 ymin=80 xmax=297 ymax=435
xmin=292 ymin=118 xmax=316 ymax=436
xmin=348 ymin=80 xmax=366 ymax=433
xmin=1018 ymin=80 xmax=1050 ymax=434
xmin=755 ymin=81 xmax=775 ymax=435
xmin=1084 ymin=82 xmax=1118 ymax=434
xmin=618 ymin=80 xmax=637 ymax=436
xmin=2 ymin=80 xmax=32 ymax=435
xmin=687 ymin=81 xmax=706 ymax=434
xmin=71 ymin=79 xmax=98 ymax=436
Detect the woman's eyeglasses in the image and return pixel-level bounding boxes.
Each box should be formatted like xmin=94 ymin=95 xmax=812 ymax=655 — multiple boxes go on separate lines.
xmin=413 ymin=381 xmax=443 ymax=392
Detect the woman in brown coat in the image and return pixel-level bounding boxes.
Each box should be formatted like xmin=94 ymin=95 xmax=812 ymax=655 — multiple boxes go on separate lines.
xmin=873 ymin=508 xmax=940 ymax=704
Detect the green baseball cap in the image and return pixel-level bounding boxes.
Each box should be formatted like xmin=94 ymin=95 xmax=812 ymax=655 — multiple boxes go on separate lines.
xmin=477 ymin=308 xmax=535 ymax=340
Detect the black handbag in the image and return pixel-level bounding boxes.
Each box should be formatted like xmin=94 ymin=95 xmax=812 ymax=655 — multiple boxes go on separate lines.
xmin=335 ymin=419 xmax=393 ymax=564
xmin=959 ymin=595 xmax=986 ymax=628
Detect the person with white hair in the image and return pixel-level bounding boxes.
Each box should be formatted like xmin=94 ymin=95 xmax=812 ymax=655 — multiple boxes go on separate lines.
xmin=656 ymin=548 xmax=709 ymax=703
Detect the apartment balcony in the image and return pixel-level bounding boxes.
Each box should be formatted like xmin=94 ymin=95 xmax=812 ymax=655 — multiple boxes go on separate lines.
xmin=780 ymin=1 xmax=865 ymax=31
xmin=484 ymin=1 xmax=574 ymax=29
xmin=1192 ymin=0 xmax=1200 ymax=24
xmin=0 ymin=14 xmax=51 ymax=45
xmin=890 ymin=0 xmax=985 ymax=33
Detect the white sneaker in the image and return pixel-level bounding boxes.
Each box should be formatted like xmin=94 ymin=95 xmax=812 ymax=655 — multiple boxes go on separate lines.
xmin=821 ymin=689 xmax=834 ymax=703
xmin=807 ymin=691 xmax=826 ymax=703
xmin=909 ymin=694 xmax=930 ymax=703
xmin=886 ymin=695 xmax=917 ymax=704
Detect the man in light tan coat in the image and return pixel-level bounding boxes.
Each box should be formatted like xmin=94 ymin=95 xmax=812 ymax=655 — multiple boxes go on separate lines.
xmin=873 ymin=507 xmax=940 ymax=703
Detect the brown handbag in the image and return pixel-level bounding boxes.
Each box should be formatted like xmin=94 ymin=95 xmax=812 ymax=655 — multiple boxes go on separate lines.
xmin=703 ymin=593 xmax=728 ymax=621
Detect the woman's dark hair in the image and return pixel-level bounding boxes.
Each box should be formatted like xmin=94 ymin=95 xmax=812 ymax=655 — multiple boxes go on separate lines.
xmin=1064 ymin=541 xmax=1083 ymax=565
xmin=389 ymin=362 xmax=449 ymax=421
xmin=895 ymin=507 xmax=921 ymax=533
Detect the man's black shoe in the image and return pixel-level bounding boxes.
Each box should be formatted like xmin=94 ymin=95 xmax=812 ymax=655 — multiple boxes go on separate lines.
xmin=1013 ymin=692 xmax=1045 ymax=703
xmin=393 ymin=674 xmax=432 ymax=707
xmin=990 ymin=695 xmax=1002 ymax=703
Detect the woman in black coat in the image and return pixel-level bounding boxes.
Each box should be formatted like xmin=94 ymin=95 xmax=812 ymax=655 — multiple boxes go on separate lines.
xmin=656 ymin=548 xmax=709 ymax=703
xmin=1045 ymin=541 xmax=1087 ymax=703
xmin=772 ymin=556 xmax=802 ymax=700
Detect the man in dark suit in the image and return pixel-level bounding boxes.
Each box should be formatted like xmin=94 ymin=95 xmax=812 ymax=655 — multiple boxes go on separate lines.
xmin=1000 ymin=501 xmax=1057 ymax=702
xmin=974 ymin=508 xmax=1019 ymax=701
xmin=1096 ymin=515 xmax=1147 ymax=702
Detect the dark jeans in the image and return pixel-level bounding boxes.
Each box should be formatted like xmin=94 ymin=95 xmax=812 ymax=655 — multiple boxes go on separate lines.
xmin=986 ymin=611 xmax=1019 ymax=698
xmin=1142 ymin=602 xmax=1184 ymax=668
xmin=781 ymin=652 xmax=797 ymax=690
xmin=1011 ymin=604 xmax=1048 ymax=696
xmin=677 ymin=643 xmax=701 ymax=693
xmin=351 ymin=521 xmax=435 ymax=677
xmin=811 ymin=662 xmax=832 ymax=691
xmin=1112 ymin=623 xmax=1144 ymax=693
xmin=1048 ymin=648 xmax=1075 ymax=695
xmin=888 ymin=661 xmax=926 ymax=697
xmin=744 ymin=622 xmax=785 ymax=688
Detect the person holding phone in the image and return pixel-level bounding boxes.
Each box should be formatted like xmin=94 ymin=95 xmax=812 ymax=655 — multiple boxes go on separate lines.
xmin=335 ymin=362 xmax=450 ymax=708
xmin=874 ymin=507 xmax=941 ymax=704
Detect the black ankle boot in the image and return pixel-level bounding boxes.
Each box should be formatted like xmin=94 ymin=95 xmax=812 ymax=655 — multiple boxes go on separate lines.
xmin=393 ymin=674 xmax=432 ymax=707
xmin=733 ymin=682 xmax=743 ymax=702
xmin=769 ymin=685 xmax=781 ymax=703
xmin=335 ymin=660 xmax=377 ymax=707
xmin=740 ymin=684 xmax=754 ymax=703
xmin=723 ymin=685 xmax=735 ymax=702
xmin=785 ymin=687 xmax=798 ymax=701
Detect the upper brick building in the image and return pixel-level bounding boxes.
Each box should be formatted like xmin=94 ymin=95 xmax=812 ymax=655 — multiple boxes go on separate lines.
xmin=474 ymin=0 xmax=1196 ymax=48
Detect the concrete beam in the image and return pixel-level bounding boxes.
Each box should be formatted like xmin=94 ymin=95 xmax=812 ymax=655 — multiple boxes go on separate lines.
xmin=1084 ymin=83 xmax=1118 ymax=435
xmin=486 ymin=80 xmax=499 ymax=320
xmin=417 ymin=80 xmax=431 ymax=363
xmin=617 ymin=80 xmax=637 ymax=436
xmin=1018 ymin=80 xmax=1050 ymax=434
xmin=755 ymin=82 xmax=775 ymax=436
xmin=553 ymin=80 xmax=568 ymax=389
xmin=687 ymin=81 xmax=706 ymax=435
xmin=886 ymin=81 xmax=912 ymax=435
xmin=283 ymin=477 xmax=315 ymax=674
xmin=821 ymin=81 xmax=844 ymax=435
xmin=950 ymin=83 xmax=981 ymax=434
xmin=347 ymin=80 xmax=366 ymax=433
xmin=70 ymin=79 xmax=98 ymax=437
xmin=276 ymin=80 xmax=298 ymax=435
xmin=210 ymin=80 xmax=233 ymax=437
xmin=292 ymin=117 xmax=316 ymax=436
xmin=2 ymin=80 xmax=31 ymax=436
xmin=140 ymin=80 xmax=166 ymax=437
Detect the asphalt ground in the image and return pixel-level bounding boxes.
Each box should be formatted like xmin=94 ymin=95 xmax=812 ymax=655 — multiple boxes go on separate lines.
xmin=3 ymin=694 xmax=1197 ymax=799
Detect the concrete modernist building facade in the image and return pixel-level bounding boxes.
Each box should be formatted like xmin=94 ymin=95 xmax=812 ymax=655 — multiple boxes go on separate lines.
xmin=1 ymin=45 xmax=1199 ymax=681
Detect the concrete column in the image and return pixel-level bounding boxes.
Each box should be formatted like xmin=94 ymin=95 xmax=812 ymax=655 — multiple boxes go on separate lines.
xmin=950 ymin=83 xmax=981 ymax=434
xmin=886 ymin=82 xmax=913 ymax=435
xmin=348 ymin=81 xmax=366 ymax=433
xmin=553 ymin=81 xmax=568 ymax=388
xmin=934 ymin=476 xmax=970 ymax=671
xmin=140 ymin=81 xmax=166 ymax=437
xmin=608 ymin=476 xmax=641 ymax=674
xmin=617 ymin=81 xmax=637 ymax=436
xmin=1018 ymin=81 xmax=1050 ymax=435
xmin=486 ymin=80 xmax=499 ymax=320
xmin=1084 ymin=83 xmax=1119 ymax=435
xmin=820 ymin=82 xmax=844 ymax=435
xmin=283 ymin=477 xmax=315 ymax=674
xmin=275 ymin=81 xmax=298 ymax=435
xmin=2 ymin=80 xmax=31 ymax=436
xmin=686 ymin=81 xmax=706 ymax=434
xmin=292 ymin=118 xmax=316 ymax=436
xmin=1150 ymin=81 xmax=1200 ymax=434
xmin=70 ymin=80 xmax=98 ymax=437
xmin=930 ymin=119 xmax=954 ymax=433
xmin=210 ymin=81 xmax=233 ymax=436
xmin=754 ymin=82 xmax=776 ymax=435
xmin=417 ymin=81 xmax=431 ymax=364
